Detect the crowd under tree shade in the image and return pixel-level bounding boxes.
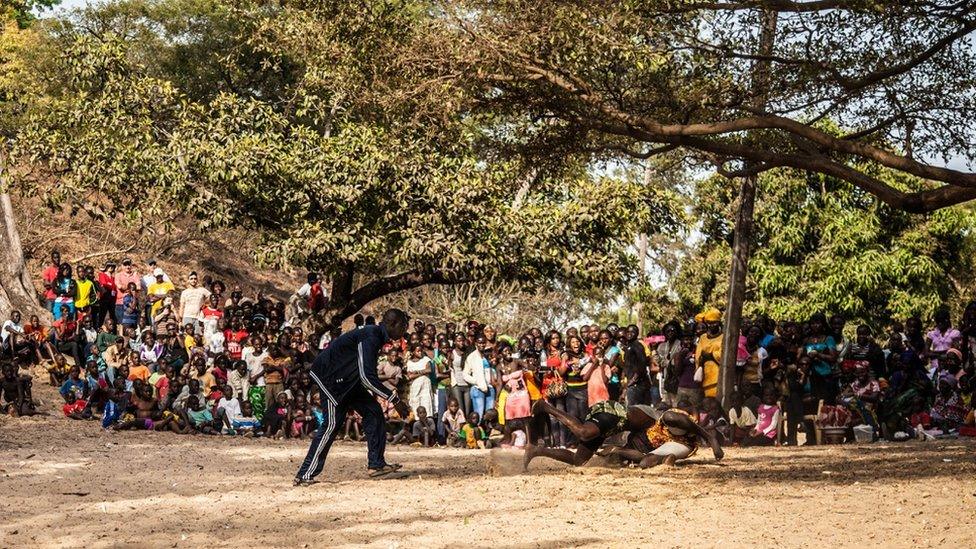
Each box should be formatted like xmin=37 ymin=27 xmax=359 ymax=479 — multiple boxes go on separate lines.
xmin=2 ymin=256 xmax=974 ymax=453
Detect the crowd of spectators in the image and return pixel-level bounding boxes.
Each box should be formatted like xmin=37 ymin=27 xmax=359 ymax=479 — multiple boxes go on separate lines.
xmin=2 ymin=251 xmax=975 ymax=450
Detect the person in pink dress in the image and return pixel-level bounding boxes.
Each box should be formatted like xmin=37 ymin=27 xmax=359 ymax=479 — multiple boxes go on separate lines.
xmin=742 ymin=388 xmax=780 ymax=446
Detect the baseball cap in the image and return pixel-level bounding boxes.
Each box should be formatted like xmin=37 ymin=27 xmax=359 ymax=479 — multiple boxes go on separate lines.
xmin=153 ymin=267 xmax=164 ymax=277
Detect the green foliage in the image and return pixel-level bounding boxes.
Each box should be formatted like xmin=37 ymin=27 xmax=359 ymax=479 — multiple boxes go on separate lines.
xmin=2 ymin=0 xmax=59 ymax=28
xmin=670 ymin=167 xmax=976 ymax=328
xmin=8 ymin=0 xmax=680 ymax=321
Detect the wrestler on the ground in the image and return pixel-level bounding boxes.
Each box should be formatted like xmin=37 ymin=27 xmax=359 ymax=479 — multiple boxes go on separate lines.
xmin=523 ymin=399 xmax=723 ymax=470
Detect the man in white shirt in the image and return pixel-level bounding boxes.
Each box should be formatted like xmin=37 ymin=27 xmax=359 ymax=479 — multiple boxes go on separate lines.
xmin=178 ymin=271 xmax=211 ymax=328
xmin=1 ymin=310 xmax=25 ymax=356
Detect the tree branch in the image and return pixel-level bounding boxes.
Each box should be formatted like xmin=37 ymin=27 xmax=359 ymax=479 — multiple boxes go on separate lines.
xmin=323 ymin=268 xmax=477 ymax=329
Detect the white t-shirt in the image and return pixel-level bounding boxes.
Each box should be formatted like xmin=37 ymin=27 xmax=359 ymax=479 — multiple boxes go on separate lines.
xmin=206 ymin=331 xmax=226 ymax=355
xmin=242 ymin=347 xmax=268 ymax=387
xmin=217 ymin=397 xmax=242 ymax=421
xmin=1 ymin=320 xmax=23 ymax=344
xmin=729 ymin=406 xmax=758 ymax=429
xmin=179 ymin=286 xmax=211 ymax=321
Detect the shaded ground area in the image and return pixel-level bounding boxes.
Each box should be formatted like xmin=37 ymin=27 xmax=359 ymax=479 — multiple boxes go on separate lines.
xmin=2 ymin=385 xmax=975 ymax=548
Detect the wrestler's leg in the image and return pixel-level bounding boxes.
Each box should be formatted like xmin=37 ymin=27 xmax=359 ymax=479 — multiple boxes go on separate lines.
xmin=524 ymin=442 xmax=595 ymax=470
xmin=531 ymin=400 xmax=600 ymax=441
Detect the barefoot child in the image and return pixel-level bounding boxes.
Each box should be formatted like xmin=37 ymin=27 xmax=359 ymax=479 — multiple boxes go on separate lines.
xmin=411 ymin=406 xmax=436 ymax=447
xmin=459 ymin=411 xmax=486 ymax=449
xmin=441 ymin=398 xmax=466 ymax=447
xmin=742 ymin=388 xmax=781 ymax=446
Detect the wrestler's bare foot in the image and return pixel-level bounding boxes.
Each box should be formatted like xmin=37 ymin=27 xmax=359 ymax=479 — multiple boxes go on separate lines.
xmin=522 ymin=443 xmax=541 ymax=471
xmin=663 ymin=454 xmax=677 ymax=467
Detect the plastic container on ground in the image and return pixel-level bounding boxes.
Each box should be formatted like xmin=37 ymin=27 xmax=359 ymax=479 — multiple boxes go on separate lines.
xmin=852 ymin=424 xmax=874 ymax=443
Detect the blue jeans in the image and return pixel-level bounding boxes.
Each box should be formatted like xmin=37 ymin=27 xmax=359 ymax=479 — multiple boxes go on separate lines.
xmin=564 ymin=387 xmax=588 ymax=446
xmin=470 ymin=386 xmax=496 ymax=420
xmin=435 ymin=387 xmax=449 ymax=442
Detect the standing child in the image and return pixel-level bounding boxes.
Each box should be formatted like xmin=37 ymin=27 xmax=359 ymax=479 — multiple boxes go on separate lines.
xmin=406 ymin=344 xmax=434 ymax=417
xmin=263 ymin=391 xmax=291 ymax=439
xmin=501 ymin=359 xmax=532 ymax=444
xmin=290 ymin=392 xmax=309 ymax=439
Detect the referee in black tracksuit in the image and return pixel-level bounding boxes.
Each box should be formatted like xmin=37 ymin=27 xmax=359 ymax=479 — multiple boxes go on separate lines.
xmin=295 ymin=308 xmax=411 ymax=485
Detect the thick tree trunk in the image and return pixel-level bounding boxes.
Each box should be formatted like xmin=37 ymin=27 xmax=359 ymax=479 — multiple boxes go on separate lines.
xmin=719 ymin=176 xmax=757 ymax=409
xmin=635 ymin=232 xmax=648 ymax=335
xmin=718 ymin=10 xmax=778 ymax=409
xmin=0 ymin=192 xmax=45 ymax=320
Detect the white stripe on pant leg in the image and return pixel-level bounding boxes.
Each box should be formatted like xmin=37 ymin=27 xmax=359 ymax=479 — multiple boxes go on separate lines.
xmin=303 ymin=400 xmax=335 ymax=480
xmin=303 ymin=399 xmax=337 ymax=480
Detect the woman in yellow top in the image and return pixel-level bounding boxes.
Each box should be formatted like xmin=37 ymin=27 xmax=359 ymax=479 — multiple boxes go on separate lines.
xmin=695 ymin=308 xmax=723 ymax=398
xmin=74 ymin=266 xmax=96 ymax=312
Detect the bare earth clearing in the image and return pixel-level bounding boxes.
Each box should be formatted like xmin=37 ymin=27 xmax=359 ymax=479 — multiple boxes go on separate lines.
xmin=2 ymin=382 xmax=975 ymax=548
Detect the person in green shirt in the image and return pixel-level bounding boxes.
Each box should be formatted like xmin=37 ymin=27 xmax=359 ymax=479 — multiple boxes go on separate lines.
xmin=95 ymin=317 xmax=120 ymax=353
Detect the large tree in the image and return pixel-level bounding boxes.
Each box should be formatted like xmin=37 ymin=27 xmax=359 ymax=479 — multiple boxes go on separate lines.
xmin=426 ymin=0 xmax=976 ymax=211
xmin=665 ymin=166 xmax=976 ymax=328
xmin=2 ymin=0 xmax=678 ymax=328
xmin=413 ymin=0 xmax=976 ymax=404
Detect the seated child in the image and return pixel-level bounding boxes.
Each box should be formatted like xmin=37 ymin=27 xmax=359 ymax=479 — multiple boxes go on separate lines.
xmin=698 ymin=397 xmax=728 ymax=436
xmin=930 ymin=374 xmax=967 ymax=432
xmin=411 ymin=406 xmax=436 ymax=447
xmin=216 ymin=385 xmax=242 ymax=434
xmin=441 ymin=398 xmax=466 ymax=447
xmin=501 ymin=429 xmax=527 ymax=449
xmin=62 ymin=392 xmax=88 ymax=420
xmin=263 ymin=392 xmax=291 ymax=439
xmin=59 ymin=366 xmax=90 ymax=403
xmin=482 ymin=408 xmax=503 ymax=449
xmin=344 ymin=409 xmax=363 ymax=441
xmin=2 ymin=362 xmax=37 ymax=417
xmin=459 ymin=411 xmax=486 ymax=449
xmin=741 ymin=388 xmax=780 ymax=446
xmin=231 ymin=401 xmax=261 ymax=436
xmin=185 ymin=395 xmax=218 ymax=434
xmin=727 ymin=391 xmax=757 ymax=445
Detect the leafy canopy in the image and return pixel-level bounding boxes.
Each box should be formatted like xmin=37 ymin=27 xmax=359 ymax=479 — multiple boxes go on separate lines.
xmin=668 ymin=166 xmax=976 ymax=327
xmin=8 ymin=0 xmax=678 ymax=324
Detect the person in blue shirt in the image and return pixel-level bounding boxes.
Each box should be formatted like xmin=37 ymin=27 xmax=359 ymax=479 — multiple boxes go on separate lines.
xmin=59 ymin=366 xmax=89 ymax=402
xmin=294 ymin=309 xmax=411 ymax=485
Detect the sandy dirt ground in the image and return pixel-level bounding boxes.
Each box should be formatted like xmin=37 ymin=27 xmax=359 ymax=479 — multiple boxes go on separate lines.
xmin=2 ymin=382 xmax=975 ymax=548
